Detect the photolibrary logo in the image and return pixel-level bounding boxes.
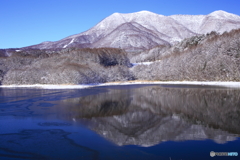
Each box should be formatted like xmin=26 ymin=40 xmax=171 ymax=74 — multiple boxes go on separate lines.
xmin=210 ymin=151 xmax=216 ymax=157
xmin=210 ymin=151 xmax=238 ymax=157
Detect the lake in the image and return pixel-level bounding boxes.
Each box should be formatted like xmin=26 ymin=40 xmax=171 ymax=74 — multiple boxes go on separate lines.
xmin=0 ymin=84 xmax=239 ymax=160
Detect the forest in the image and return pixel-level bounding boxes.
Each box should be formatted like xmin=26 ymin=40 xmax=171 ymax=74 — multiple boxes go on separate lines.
xmin=0 ymin=28 xmax=240 ymax=85
xmin=131 ymin=29 xmax=240 ymax=81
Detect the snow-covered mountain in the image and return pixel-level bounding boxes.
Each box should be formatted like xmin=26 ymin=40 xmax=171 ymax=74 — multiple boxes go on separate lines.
xmin=28 ymin=10 xmax=240 ymax=52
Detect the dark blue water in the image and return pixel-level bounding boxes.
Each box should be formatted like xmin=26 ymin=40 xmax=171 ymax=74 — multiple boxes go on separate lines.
xmin=0 ymin=85 xmax=239 ymax=160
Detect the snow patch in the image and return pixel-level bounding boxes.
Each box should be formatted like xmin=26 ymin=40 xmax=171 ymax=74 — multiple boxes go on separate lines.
xmin=131 ymin=60 xmax=161 ymax=67
xmin=132 ymin=62 xmax=154 ymax=66
xmin=99 ymin=81 xmax=240 ymax=88
xmin=63 ymin=38 xmax=75 ymax=48
xmin=170 ymin=37 xmax=183 ymax=43
xmin=0 ymin=84 xmax=96 ymax=89
xmin=2 ymin=81 xmax=240 ymax=89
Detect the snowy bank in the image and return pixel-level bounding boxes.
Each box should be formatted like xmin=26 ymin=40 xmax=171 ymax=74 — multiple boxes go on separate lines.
xmin=1 ymin=81 xmax=240 ymax=89
xmin=0 ymin=84 xmax=95 ymax=89
xmin=101 ymin=81 xmax=240 ymax=88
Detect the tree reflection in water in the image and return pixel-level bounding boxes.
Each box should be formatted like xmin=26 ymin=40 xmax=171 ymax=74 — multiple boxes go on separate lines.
xmin=59 ymin=85 xmax=240 ymax=146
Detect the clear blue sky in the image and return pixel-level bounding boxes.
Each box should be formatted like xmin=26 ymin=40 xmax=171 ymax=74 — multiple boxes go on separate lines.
xmin=1 ymin=0 xmax=240 ymax=49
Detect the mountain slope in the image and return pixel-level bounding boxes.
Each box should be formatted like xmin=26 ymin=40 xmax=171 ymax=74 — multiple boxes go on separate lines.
xmin=0 ymin=48 xmax=134 ymax=85
xmin=27 ymin=10 xmax=240 ymax=51
xmin=132 ymin=28 xmax=240 ymax=81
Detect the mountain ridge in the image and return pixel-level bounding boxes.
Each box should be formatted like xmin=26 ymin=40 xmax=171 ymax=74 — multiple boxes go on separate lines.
xmin=26 ymin=10 xmax=240 ymax=52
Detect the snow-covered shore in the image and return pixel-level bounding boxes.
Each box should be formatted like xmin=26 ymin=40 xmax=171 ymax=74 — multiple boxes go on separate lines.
xmin=1 ymin=81 xmax=240 ymax=89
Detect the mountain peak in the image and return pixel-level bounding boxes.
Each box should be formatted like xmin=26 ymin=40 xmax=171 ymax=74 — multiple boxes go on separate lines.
xmin=135 ymin=10 xmax=155 ymax=14
xmin=111 ymin=12 xmax=122 ymax=16
xmin=111 ymin=10 xmax=162 ymax=17
xmin=212 ymin=10 xmax=228 ymax=14
xmin=209 ymin=10 xmax=240 ymax=19
xmin=210 ymin=10 xmax=230 ymax=15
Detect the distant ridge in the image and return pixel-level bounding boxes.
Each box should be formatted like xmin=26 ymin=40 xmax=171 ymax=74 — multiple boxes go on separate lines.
xmin=27 ymin=10 xmax=240 ymax=52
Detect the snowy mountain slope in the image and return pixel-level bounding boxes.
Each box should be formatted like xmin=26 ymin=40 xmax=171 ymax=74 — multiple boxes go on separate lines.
xmin=170 ymin=15 xmax=205 ymax=33
xmin=27 ymin=10 xmax=240 ymax=51
xmin=209 ymin=10 xmax=240 ymax=21
xmin=91 ymin=22 xmax=170 ymax=52
xmin=199 ymin=11 xmax=240 ymax=34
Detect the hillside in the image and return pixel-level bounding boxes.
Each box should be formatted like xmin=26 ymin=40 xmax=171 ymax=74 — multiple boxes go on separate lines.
xmin=1 ymin=28 xmax=240 ymax=85
xmin=0 ymin=48 xmax=133 ymax=85
xmin=132 ymin=28 xmax=240 ymax=81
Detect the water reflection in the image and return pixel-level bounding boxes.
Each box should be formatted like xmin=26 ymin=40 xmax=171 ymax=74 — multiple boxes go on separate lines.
xmin=59 ymin=86 xmax=240 ymax=146
xmin=0 ymin=129 xmax=98 ymax=159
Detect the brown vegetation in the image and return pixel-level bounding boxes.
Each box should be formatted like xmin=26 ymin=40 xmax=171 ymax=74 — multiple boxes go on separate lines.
xmin=132 ymin=28 xmax=240 ymax=81
xmin=0 ymin=48 xmax=134 ymax=85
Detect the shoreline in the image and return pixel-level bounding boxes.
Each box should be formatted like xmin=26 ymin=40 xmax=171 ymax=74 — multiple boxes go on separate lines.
xmin=1 ymin=81 xmax=240 ymax=89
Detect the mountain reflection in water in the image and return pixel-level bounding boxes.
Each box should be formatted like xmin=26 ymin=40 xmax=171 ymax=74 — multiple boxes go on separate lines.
xmin=58 ymin=85 xmax=240 ymax=146
xmin=1 ymin=85 xmax=240 ymax=159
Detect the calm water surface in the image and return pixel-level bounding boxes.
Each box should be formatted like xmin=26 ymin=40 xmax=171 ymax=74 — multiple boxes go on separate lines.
xmin=0 ymin=85 xmax=240 ymax=160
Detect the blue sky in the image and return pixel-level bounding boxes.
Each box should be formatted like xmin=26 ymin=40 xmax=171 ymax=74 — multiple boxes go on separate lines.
xmin=1 ymin=0 xmax=240 ymax=48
